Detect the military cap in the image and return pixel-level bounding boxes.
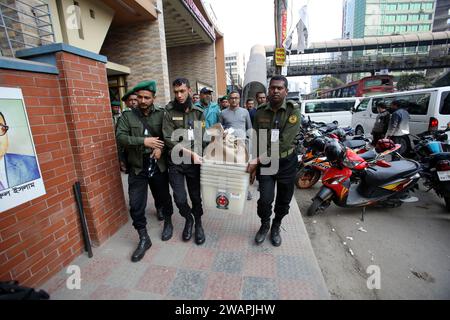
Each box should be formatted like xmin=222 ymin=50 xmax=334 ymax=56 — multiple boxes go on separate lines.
xmin=121 ymin=89 xmax=136 ymax=102
xmin=133 ymin=80 xmax=157 ymax=94
xmin=111 ymin=101 xmax=121 ymax=107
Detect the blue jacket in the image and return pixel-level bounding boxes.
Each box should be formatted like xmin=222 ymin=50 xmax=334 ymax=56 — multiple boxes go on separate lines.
xmin=3 ymin=153 xmax=40 ymax=188
xmin=195 ymin=102 xmax=220 ymax=128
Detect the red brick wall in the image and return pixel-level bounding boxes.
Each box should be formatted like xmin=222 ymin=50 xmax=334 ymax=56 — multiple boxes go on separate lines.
xmin=0 ymin=51 xmax=128 ymax=287
xmin=55 ymin=52 xmax=128 ymax=245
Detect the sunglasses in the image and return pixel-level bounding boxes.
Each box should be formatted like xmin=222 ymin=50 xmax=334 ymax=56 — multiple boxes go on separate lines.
xmin=0 ymin=124 xmax=9 ymax=136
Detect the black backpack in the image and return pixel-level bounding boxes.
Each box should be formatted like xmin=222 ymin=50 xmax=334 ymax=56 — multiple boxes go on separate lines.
xmin=0 ymin=281 xmax=50 ymax=300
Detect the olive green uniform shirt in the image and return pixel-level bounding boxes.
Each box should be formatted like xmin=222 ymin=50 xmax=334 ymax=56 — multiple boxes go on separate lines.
xmin=162 ymin=101 xmax=205 ymax=154
xmin=253 ymin=99 xmax=301 ymax=159
xmin=116 ymin=105 xmax=167 ymax=175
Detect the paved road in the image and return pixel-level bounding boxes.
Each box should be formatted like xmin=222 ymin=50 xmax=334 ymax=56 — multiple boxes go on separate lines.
xmin=294 ymin=182 xmax=450 ymax=300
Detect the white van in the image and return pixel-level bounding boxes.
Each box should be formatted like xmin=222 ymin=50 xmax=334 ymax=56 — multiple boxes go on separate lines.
xmin=351 ymin=86 xmax=450 ymax=136
xmin=301 ymin=98 xmax=361 ymax=127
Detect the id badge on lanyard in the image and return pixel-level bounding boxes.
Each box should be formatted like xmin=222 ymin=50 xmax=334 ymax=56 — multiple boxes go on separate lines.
xmin=188 ymin=120 xmax=194 ymax=141
xmin=271 ymin=118 xmax=280 ymax=143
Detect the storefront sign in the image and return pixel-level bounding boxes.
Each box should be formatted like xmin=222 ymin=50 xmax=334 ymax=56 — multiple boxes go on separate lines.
xmin=182 ymin=0 xmax=216 ymax=41
xmin=275 ymin=48 xmax=286 ymax=66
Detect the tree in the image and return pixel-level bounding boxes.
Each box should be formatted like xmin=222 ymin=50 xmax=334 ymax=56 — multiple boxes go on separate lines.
xmin=318 ymin=76 xmax=344 ymax=89
xmin=397 ymin=73 xmax=431 ymax=91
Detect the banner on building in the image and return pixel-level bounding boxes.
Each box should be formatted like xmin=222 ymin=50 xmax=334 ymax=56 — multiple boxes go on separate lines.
xmin=275 ymin=48 xmax=286 ymax=66
xmin=0 ymin=87 xmax=46 ymax=212
xmin=297 ymin=5 xmax=309 ymax=53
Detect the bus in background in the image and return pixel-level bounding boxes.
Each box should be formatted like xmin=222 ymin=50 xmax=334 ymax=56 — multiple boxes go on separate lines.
xmin=306 ymin=75 xmax=395 ymax=100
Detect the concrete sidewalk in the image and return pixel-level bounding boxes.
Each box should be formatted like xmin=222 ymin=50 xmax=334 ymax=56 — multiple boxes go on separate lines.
xmin=40 ymin=174 xmax=329 ymax=300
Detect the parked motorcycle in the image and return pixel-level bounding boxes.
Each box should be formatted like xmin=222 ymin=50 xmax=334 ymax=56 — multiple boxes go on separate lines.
xmin=296 ymin=137 xmax=399 ymax=189
xmin=306 ymin=139 xmax=421 ymax=216
xmin=412 ymin=130 xmax=450 ymax=212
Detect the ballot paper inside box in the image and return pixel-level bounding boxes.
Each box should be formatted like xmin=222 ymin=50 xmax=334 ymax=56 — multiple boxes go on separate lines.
xmin=201 ymin=124 xmax=250 ymax=215
xmin=203 ymin=124 xmax=249 ymax=164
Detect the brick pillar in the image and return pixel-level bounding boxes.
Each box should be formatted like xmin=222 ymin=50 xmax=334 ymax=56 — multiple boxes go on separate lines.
xmin=55 ymin=51 xmax=128 ymax=245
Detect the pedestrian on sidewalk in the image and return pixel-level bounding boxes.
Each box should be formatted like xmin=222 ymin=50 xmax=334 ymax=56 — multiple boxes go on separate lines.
xmin=246 ymin=98 xmax=257 ymax=123
xmin=386 ymin=99 xmax=411 ymax=159
xmin=370 ymin=101 xmax=390 ymax=146
xmin=122 ymin=90 xmax=139 ymax=111
xmin=116 ymin=80 xmax=174 ymax=262
xmin=247 ymin=75 xmax=301 ymax=247
xmin=117 ymin=90 xmax=139 ymax=173
xmin=192 ymin=93 xmax=200 ymax=105
xmin=196 ymin=87 xmax=220 ymax=129
xmin=219 ymin=95 xmax=230 ymax=111
xmin=255 ymin=91 xmax=267 ymax=106
xmin=163 ymin=78 xmax=206 ymax=245
xmin=220 ymin=91 xmax=253 ymax=200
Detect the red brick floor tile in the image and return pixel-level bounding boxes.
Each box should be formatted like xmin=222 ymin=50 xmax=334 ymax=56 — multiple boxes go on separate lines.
xmin=89 ymin=284 xmax=130 ymax=300
xmin=135 ymin=265 xmax=177 ymax=295
xmin=182 ymin=247 xmax=216 ymax=271
xmin=242 ymin=253 xmax=277 ymax=278
xmin=217 ymin=234 xmax=249 ymax=251
xmin=204 ymin=272 xmax=243 ymax=300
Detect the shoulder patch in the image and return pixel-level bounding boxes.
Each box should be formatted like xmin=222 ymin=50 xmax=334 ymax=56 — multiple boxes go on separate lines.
xmin=288 ymin=114 xmax=298 ymax=124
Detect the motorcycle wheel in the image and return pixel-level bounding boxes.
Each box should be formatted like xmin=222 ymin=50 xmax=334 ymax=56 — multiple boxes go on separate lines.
xmin=307 ymin=197 xmax=324 ymax=216
xmin=444 ymin=197 xmax=450 ymax=213
xmin=296 ymin=168 xmax=321 ymax=189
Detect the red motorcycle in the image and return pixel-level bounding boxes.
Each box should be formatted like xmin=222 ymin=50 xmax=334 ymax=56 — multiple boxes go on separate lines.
xmin=307 ymin=140 xmax=421 ymax=216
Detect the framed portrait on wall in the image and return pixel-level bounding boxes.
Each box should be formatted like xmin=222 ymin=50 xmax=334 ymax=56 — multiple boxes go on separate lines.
xmin=0 ymin=87 xmax=46 ymax=212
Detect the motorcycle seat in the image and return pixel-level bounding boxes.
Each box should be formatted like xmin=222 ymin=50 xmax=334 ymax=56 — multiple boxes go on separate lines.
xmin=344 ymin=140 xmax=366 ymax=149
xmin=363 ymin=160 xmax=420 ymax=186
xmin=429 ymin=152 xmax=450 ymax=161
xmin=359 ymin=149 xmax=377 ymax=161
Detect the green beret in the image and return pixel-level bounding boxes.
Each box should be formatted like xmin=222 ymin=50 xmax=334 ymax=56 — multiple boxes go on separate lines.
xmin=133 ymin=80 xmax=157 ymax=94
xmin=111 ymin=101 xmax=121 ymax=107
xmin=219 ymin=95 xmax=229 ymax=101
xmin=121 ymin=89 xmax=135 ymax=102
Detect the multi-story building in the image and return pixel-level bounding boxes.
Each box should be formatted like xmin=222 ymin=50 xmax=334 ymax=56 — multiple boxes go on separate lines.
xmin=347 ymin=0 xmax=436 ymax=48
xmin=342 ymin=0 xmax=356 ymax=39
xmin=0 ymin=0 xmax=227 ymax=105
xmin=225 ymin=52 xmax=245 ymax=89
xmin=433 ymin=0 xmax=450 ymax=32
xmin=342 ymin=0 xmax=437 ymax=81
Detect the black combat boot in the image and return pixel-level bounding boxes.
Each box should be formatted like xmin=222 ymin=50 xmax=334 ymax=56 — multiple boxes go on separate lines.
xmin=182 ymin=213 xmax=194 ymax=241
xmin=254 ymin=221 xmax=271 ymax=244
xmin=161 ymin=216 xmax=173 ymax=241
xmin=270 ymin=221 xmax=282 ymax=247
xmin=156 ymin=207 xmax=164 ymax=221
xmin=194 ymin=217 xmax=205 ymax=245
xmin=131 ymin=228 xmax=152 ymax=262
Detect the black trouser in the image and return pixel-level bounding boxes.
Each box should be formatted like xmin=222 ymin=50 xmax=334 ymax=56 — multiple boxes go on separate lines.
xmin=128 ymin=167 xmax=173 ymax=231
xmin=371 ymin=132 xmax=385 ymax=146
xmin=168 ymin=162 xmax=203 ymax=219
xmin=257 ymin=152 xmax=297 ymax=224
